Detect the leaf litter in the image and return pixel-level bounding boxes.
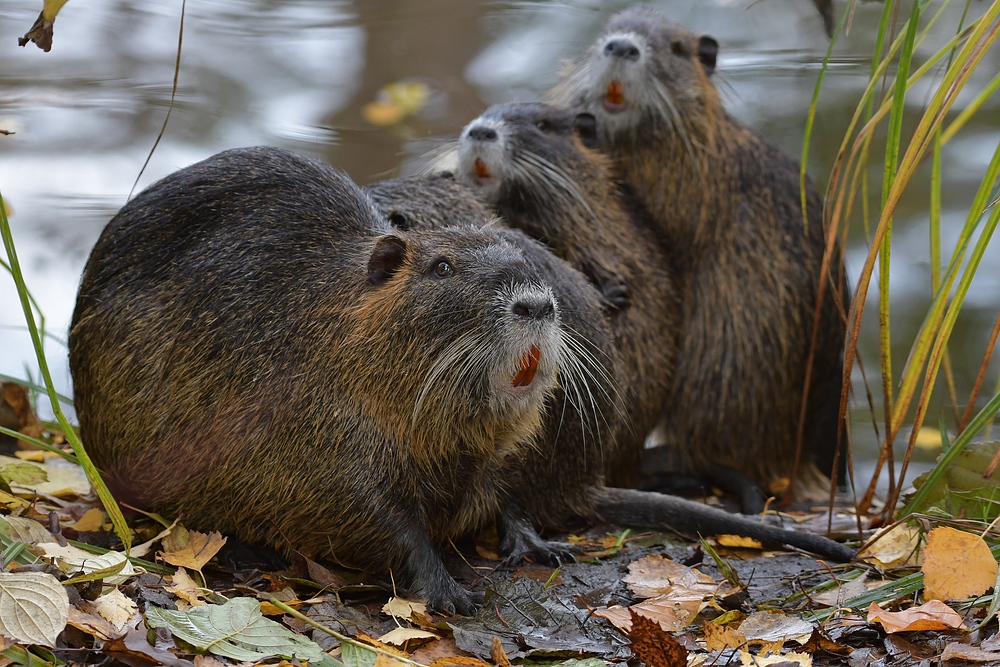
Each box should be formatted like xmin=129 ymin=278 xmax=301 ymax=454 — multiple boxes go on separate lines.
xmin=6 ymin=386 xmax=1000 ymax=666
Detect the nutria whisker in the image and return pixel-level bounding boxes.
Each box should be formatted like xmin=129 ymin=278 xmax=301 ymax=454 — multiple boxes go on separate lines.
xmin=412 ymin=328 xmax=491 ymax=425
xmin=517 ymin=150 xmax=596 ymax=218
xmin=419 ymin=141 xmax=461 ymax=175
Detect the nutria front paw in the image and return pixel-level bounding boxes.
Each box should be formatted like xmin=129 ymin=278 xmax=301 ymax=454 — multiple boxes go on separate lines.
xmin=600 ymin=279 xmax=630 ymax=310
xmin=424 ymin=582 xmax=478 ymax=616
xmin=502 ymin=542 xmax=577 ymax=568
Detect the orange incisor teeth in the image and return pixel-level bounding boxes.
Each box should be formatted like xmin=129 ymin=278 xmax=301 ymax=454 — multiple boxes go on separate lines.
xmin=607 ymin=80 xmax=624 ymax=105
xmin=475 ymin=157 xmax=491 ymax=179
xmin=511 ymin=345 xmax=541 ymax=387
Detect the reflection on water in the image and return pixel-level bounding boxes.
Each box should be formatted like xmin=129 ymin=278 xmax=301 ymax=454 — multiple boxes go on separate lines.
xmin=1 ymin=0 xmax=998 ymax=494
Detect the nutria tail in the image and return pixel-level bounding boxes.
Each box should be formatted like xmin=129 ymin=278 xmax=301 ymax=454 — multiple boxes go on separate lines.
xmin=589 ymin=487 xmax=854 ymax=562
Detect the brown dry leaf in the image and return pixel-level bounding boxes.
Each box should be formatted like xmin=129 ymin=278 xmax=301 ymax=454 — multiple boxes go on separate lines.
xmin=378 ymin=627 xmax=438 ymax=650
xmin=798 ymin=629 xmax=852 ymax=656
xmin=259 ymin=599 xmax=304 ymax=615
xmin=103 ymin=616 xmax=193 ymax=667
xmin=67 ymin=605 xmax=127 ymax=642
xmin=193 ymin=655 xmax=229 ymax=667
xmin=738 ymin=651 xmax=812 ymax=666
xmin=866 ymin=600 xmax=967 ymax=633
xmin=71 ymin=508 xmax=105 ymax=532
xmin=427 ymin=656 xmax=492 ymax=667
xmin=164 ymin=567 xmax=208 ymax=608
xmin=859 ymin=523 xmax=923 ymax=568
xmin=939 ymin=642 xmax=1000 ymax=662
xmin=2 ymin=382 xmax=44 ymax=441
xmin=159 ymin=530 xmax=227 ymax=576
xmin=413 ymin=637 xmax=478 ymax=665
xmin=738 ymin=611 xmax=814 ymax=646
xmin=715 ymin=535 xmax=765 ymax=550
xmin=489 ymin=636 xmax=510 ymax=667
xmin=922 ymin=526 xmax=998 ymax=601
xmin=703 ymin=621 xmax=746 ymax=651
xmin=623 ymin=553 xmax=738 ymax=599
xmin=595 ymin=591 xmax=705 ymax=633
xmin=627 ymin=608 xmax=687 ymax=667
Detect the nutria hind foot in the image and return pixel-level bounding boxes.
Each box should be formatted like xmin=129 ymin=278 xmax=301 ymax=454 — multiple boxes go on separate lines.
xmin=497 ymin=502 xmax=577 ymax=567
xmin=217 ymin=537 xmax=290 ymax=572
xmin=401 ymin=526 xmax=479 ymax=616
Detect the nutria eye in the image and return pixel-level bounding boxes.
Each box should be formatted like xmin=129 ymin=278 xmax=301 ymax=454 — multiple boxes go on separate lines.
xmin=433 ymin=260 xmax=454 ymax=278
xmin=671 ymin=40 xmax=686 ymax=56
xmin=536 ymin=120 xmax=550 ymax=132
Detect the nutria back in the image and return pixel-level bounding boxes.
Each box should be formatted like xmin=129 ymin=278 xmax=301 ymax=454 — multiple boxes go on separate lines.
xmin=70 ymin=146 xmax=568 ymax=613
xmin=553 ymin=7 xmax=848 ymax=496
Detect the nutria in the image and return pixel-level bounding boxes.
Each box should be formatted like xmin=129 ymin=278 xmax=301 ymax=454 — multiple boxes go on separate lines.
xmin=449 ymin=102 xmax=678 ymax=491
xmin=69 ymin=146 xmax=581 ymax=615
xmin=552 ymin=7 xmax=848 ymax=501
xmin=366 ymin=173 xmax=854 ymax=562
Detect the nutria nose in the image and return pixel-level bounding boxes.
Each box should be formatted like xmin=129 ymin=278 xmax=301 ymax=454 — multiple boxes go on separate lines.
xmin=604 ymin=39 xmax=640 ymax=61
xmin=467 ymin=125 xmax=498 ymax=142
xmin=512 ymin=296 xmax=555 ymax=321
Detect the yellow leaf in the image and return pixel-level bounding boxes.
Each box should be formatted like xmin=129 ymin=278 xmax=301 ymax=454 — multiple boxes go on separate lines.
xmin=716 ymin=534 xmax=765 ymax=549
xmin=382 ymin=597 xmax=427 ymax=621
xmin=378 ymin=627 xmax=438 ymax=649
xmin=384 ymin=81 xmax=430 ymax=115
xmin=164 ymin=567 xmax=208 ymax=607
xmin=71 ymin=508 xmax=106 ymax=533
xmin=362 ymin=101 xmax=407 ymax=127
xmin=859 ymin=523 xmax=923 ymax=568
xmin=703 ymin=621 xmax=746 ymax=651
xmin=922 ymin=526 xmax=998 ymax=601
xmin=159 ymin=530 xmax=227 ymax=576
xmin=93 ymin=588 xmax=137 ymax=631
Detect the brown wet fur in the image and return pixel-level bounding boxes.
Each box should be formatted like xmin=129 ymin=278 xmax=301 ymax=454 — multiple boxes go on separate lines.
xmin=365 ymin=173 xmax=855 ymax=563
xmin=69 ymin=147 xmax=567 ymax=614
xmin=552 ymin=6 xmax=849 ymax=497
xmin=451 ymin=103 xmax=678 ymax=489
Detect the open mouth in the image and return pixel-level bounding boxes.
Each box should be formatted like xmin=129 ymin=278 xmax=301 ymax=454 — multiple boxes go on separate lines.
xmin=474 ymin=157 xmax=491 ymax=179
xmin=511 ymin=345 xmax=540 ymax=387
xmin=604 ymin=80 xmax=625 ymax=111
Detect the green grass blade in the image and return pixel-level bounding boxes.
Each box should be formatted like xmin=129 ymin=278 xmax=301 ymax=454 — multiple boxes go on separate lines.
xmin=0 ymin=188 xmax=131 ymax=552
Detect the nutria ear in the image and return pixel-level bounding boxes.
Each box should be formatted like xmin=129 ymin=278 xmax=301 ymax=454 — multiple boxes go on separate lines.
xmin=368 ymin=235 xmax=407 ymax=283
xmin=698 ymin=36 xmax=718 ymax=75
xmin=573 ymin=113 xmax=599 ymax=149
xmin=387 ymin=211 xmax=410 ymax=230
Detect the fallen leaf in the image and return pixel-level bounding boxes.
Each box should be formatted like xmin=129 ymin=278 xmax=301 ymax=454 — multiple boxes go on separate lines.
xmin=866 ymin=600 xmax=967 ymax=633
xmin=715 ymin=535 xmax=765 ymax=549
xmin=413 ymin=638 xmax=478 ymax=666
xmin=40 ymin=542 xmax=135 ymax=584
xmin=0 ymin=454 xmax=90 ymax=497
xmin=0 ymin=570 xmax=70 ymax=647
xmin=103 ymin=616 xmax=194 ymax=667
xmin=383 ymin=597 xmax=427 ymax=621
xmin=1 ymin=382 xmax=44 ymax=441
xmin=703 ymin=621 xmax=746 ymax=651
xmin=68 ymin=604 xmax=127 ymax=641
xmin=427 ymin=655 xmax=491 ymax=667
xmin=490 ymin=636 xmax=510 ymax=667
xmin=737 ymin=611 xmax=814 ymax=645
xmin=379 ymin=627 xmax=439 ymax=649
xmin=739 ymin=651 xmax=812 ymax=666
xmin=623 ymin=554 xmax=737 ymax=599
xmin=159 ymin=530 xmax=227 ymax=577
xmin=18 ymin=0 xmax=71 ymax=52
xmin=94 ymin=588 xmax=138 ymax=631
xmin=922 ymin=526 xmax=998 ymax=601
xmin=811 ymin=574 xmax=870 ymax=607
xmin=940 ymin=642 xmax=1000 ymax=662
xmin=595 ymin=592 xmax=705 ymax=633
xmin=859 ymin=523 xmax=922 ymax=568
xmin=129 ymin=515 xmax=180 ymax=558
xmin=164 ymin=567 xmax=207 ymax=608
xmin=71 ymin=508 xmax=106 ymax=532
xmin=627 ymin=608 xmax=687 ymax=667
xmin=0 ymin=514 xmax=57 ymax=544
xmin=798 ymin=629 xmax=852 ymax=656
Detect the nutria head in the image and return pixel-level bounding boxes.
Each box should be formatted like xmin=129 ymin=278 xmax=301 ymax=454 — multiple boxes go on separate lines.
xmin=352 ymin=225 xmax=564 ymax=460
xmin=551 ymin=6 xmax=720 ymax=147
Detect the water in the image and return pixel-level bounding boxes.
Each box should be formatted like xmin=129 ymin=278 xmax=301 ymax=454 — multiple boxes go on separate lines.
xmin=1 ymin=0 xmax=998 ymax=494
